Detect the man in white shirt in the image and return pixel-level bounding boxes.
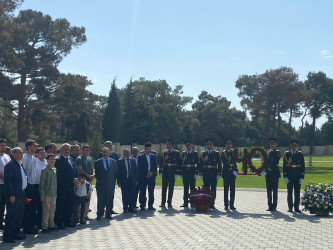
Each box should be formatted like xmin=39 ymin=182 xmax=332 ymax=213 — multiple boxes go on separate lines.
xmin=0 ymin=138 xmax=11 ymax=229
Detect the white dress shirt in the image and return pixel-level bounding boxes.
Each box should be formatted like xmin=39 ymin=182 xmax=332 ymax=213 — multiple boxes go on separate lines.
xmin=35 ymin=158 xmax=47 ymax=184
xmin=0 ymin=154 xmax=11 ymax=184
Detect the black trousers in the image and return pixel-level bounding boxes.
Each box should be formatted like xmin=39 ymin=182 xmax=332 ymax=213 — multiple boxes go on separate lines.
xmin=135 ymin=183 xmax=140 ymax=207
xmin=139 ymin=177 xmax=155 ymax=208
xmin=182 ymin=168 xmax=196 ymax=205
xmin=55 ymin=189 xmax=74 ymax=227
xmin=23 ymin=184 xmax=40 ymax=230
xmin=161 ymin=168 xmax=176 ymax=205
xmin=287 ymin=178 xmax=301 ymax=210
xmin=266 ymin=176 xmax=279 ymax=209
xmin=0 ymin=184 xmax=5 ymax=225
xmin=96 ymin=186 xmax=115 ymax=217
xmin=223 ymin=176 xmax=235 ymax=207
xmin=3 ymin=191 xmax=25 ymax=240
xmin=203 ymin=169 xmax=218 ymax=204
xmin=73 ymin=196 xmax=87 ymax=221
xmin=121 ymin=179 xmax=136 ymax=210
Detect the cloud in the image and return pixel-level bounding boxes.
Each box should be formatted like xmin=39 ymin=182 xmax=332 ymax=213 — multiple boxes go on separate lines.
xmin=319 ymin=50 xmax=333 ymax=58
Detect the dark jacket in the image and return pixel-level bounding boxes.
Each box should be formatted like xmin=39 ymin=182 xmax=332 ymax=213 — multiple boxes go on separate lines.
xmin=265 ymin=149 xmax=281 ymax=178
xmin=4 ymin=159 xmax=26 ymax=199
xmin=55 ymin=154 xmax=78 ymax=195
xmin=221 ymin=149 xmax=238 ymax=179
xmin=283 ymin=150 xmax=305 ymax=181
xmin=199 ymin=150 xmax=222 ymax=176
xmin=138 ymin=153 xmax=157 ymax=180
xmin=94 ymin=158 xmax=117 ymax=189
xmin=117 ymin=158 xmax=138 ymax=185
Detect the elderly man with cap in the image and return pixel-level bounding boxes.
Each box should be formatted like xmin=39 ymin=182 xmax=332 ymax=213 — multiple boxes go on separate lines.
xmin=283 ymin=139 xmax=305 ymax=213
xmin=159 ymin=138 xmax=181 ymax=208
xmin=262 ymin=138 xmax=281 ymax=211
xmin=180 ymin=140 xmax=199 ymax=208
xmin=198 ymin=138 xmax=222 ymax=209
xmin=221 ymin=138 xmax=238 ymax=210
xmin=138 ymin=141 xmax=157 ymax=211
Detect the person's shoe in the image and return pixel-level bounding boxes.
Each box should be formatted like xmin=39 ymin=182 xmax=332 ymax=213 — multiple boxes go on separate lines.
xmin=210 ymin=204 xmax=216 ymax=209
xmin=89 ymin=209 xmax=92 ymax=212
xmin=288 ymin=208 xmax=293 ymax=213
xmin=140 ymin=207 xmax=145 ymax=211
xmin=159 ymin=204 xmax=165 ymax=208
xmin=167 ymin=203 xmax=172 ymax=208
xmin=148 ymin=206 xmax=156 ymax=211
xmin=295 ymin=209 xmax=302 ymax=213
xmin=96 ymin=216 xmax=101 ymax=220
xmin=136 ymin=206 xmax=139 ymax=209
xmin=111 ymin=210 xmax=118 ymax=214
xmin=2 ymin=237 xmax=15 ymax=243
xmin=23 ymin=228 xmax=38 ymax=234
xmin=123 ymin=209 xmax=128 ymax=213
xmin=48 ymin=226 xmax=59 ymax=230
xmin=230 ymin=206 xmax=236 ymax=210
xmin=65 ymin=222 xmax=76 ymax=227
xmin=41 ymin=228 xmax=50 ymax=233
xmin=105 ymin=215 xmax=112 ymax=220
xmin=272 ymin=208 xmax=277 ymax=211
xmin=225 ymin=206 xmax=229 ymax=210
xmin=84 ymin=217 xmax=93 ymax=221
xmin=14 ymin=233 xmax=26 ymax=240
xmin=128 ymin=209 xmax=137 ymax=213
xmin=267 ymin=207 xmax=273 ymax=211
xmin=180 ymin=204 xmax=188 ymax=208
xmin=80 ymin=219 xmax=87 ymax=224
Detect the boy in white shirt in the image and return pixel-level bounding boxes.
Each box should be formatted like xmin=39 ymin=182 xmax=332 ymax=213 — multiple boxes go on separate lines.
xmin=73 ymin=173 xmax=93 ymax=224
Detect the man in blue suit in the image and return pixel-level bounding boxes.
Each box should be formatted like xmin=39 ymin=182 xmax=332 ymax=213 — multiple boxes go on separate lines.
xmin=98 ymin=141 xmax=119 ymax=161
xmin=118 ymin=149 xmax=138 ymax=213
xmin=138 ymin=142 xmax=157 ymax=211
xmin=3 ymin=147 xmax=27 ymax=243
xmin=94 ymin=147 xmax=118 ymax=220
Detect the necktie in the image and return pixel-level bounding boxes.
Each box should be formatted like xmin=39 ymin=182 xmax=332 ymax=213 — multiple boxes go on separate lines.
xmin=105 ymin=159 xmax=110 ymax=169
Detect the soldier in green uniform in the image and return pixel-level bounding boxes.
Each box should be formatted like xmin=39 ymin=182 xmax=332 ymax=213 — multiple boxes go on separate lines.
xmin=198 ymin=138 xmax=222 ymax=209
xmin=221 ymin=138 xmax=238 ymax=210
xmin=262 ymin=138 xmax=281 ymax=211
xmin=159 ymin=138 xmax=181 ymax=208
xmin=283 ymin=139 xmax=305 ymax=213
xmin=180 ymin=140 xmax=199 ymax=208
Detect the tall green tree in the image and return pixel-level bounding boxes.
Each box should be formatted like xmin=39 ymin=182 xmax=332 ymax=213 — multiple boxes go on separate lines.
xmin=102 ymin=80 xmax=122 ymax=142
xmin=0 ymin=8 xmax=86 ymax=141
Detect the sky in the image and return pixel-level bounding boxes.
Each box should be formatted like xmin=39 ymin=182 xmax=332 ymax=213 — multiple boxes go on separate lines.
xmin=19 ymin=0 xmax=332 ymax=128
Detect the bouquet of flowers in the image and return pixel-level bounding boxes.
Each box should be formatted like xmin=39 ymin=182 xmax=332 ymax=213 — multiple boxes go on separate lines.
xmin=188 ymin=186 xmax=215 ymax=212
xmin=301 ymin=183 xmax=333 ymax=216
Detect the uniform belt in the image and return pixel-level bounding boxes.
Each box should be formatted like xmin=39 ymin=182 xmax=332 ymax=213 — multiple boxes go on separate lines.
xmin=166 ymin=163 xmax=177 ymax=167
xmin=287 ymin=164 xmax=301 ymax=168
xmin=203 ymin=165 xmax=217 ymax=169
xmin=183 ymin=164 xmax=195 ymax=167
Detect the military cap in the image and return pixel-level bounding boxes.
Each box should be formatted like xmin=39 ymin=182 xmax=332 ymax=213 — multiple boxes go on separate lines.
xmin=268 ymin=137 xmax=277 ymax=143
xmin=205 ymin=138 xmax=214 ymax=145
xmin=290 ymin=139 xmax=298 ymax=146
xmin=184 ymin=139 xmax=192 ymax=146
xmin=224 ymin=138 xmax=233 ymax=144
xmin=166 ymin=137 xmax=174 ymax=145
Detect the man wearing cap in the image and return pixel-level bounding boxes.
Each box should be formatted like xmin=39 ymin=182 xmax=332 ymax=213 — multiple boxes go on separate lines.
xmin=221 ymin=138 xmax=238 ymax=210
xmin=283 ymin=139 xmax=305 ymax=213
xmin=262 ymin=138 xmax=281 ymax=211
xmin=180 ymin=140 xmax=199 ymax=208
xmin=198 ymin=138 xmax=222 ymax=209
xmin=138 ymin=142 xmax=157 ymax=211
xmin=159 ymin=138 xmax=181 ymax=208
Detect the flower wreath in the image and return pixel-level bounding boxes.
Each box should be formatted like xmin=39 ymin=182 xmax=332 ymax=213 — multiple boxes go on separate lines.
xmin=233 ymin=147 xmax=267 ymax=175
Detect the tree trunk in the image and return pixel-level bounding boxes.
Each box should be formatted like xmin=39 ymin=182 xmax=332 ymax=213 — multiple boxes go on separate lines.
xmin=17 ymin=74 xmax=27 ymax=142
xmin=309 ymin=116 xmax=316 ymax=167
xmin=288 ymin=108 xmax=293 ymax=136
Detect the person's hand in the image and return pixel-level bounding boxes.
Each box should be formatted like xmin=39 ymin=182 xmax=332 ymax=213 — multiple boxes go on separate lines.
xmin=174 ymin=174 xmax=178 ymax=179
xmin=146 ymin=171 xmax=153 ymax=178
xmin=73 ymin=178 xmax=79 ymax=185
xmin=118 ymin=183 xmax=121 ymax=188
xmin=232 ymin=171 xmax=238 ymax=176
xmin=194 ymin=174 xmax=198 ymax=179
xmin=200 ymin=175 xmax=203 ymax=180
xmin=284 ymin=178 xmax=289 ymax=184
xmin=89 ymin=175 xmax=95 ymax=181
xmin=41 ymin=196 xmax=45 ymax=202
xmin=261 ymin=171 xmax=267 ymax=176
xmin=159 ymin=173 xmax=163 ymax=178
xmin=9 ymin=196 xmax=15 ymax=204
xmin=299 ymin=178 xmax=303 ymax=184
xmin=216 ymin=175 xmax=221 ymax=180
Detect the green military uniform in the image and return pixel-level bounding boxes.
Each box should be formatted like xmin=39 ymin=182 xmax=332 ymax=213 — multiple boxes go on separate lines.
xmin=159 ymin=138 xmax=181 ymax=207
xmin=180 ymin=140 xmax=199 ymax=207
xmin=283 ymin=139 xmax=305 ymax=213
xmin=198 ymin=139 xmax=222 ymax=207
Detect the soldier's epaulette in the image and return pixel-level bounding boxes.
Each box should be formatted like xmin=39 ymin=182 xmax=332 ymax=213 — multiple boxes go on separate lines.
xmin=174 ymin=149 xmax=179 ymax=153
xmin=298 ymin=150 xmax=303 ymax=154
xmin=284 ymin=151 xmax=289 ymax=154
xmin=214 ymin=150 xmax=219 ymax=153
xmin=276 ymin=149 xmax=280 ymax=152
xmin=162 ymin=149 xmax=168 ymax=153
xmin=193 ymin=150 xmax=197 ymax=153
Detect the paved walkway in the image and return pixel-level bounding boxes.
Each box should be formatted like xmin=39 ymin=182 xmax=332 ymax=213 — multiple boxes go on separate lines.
xmin=3 ymin=187 xmax=333 ymax=250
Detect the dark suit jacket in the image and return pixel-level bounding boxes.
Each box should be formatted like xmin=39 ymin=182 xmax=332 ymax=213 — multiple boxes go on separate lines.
xmin=4 ymin=160 xmax=25 ymax=199
xmin=98 ymin=152 xmax=119 ymax=161
xmin=55 ymin=154 xmax=78 ymax=194
xmin=94 ymin=157 xmax=117 ymax=189
xmin=138 ymin=153 xmax=157 ymax=180
xmin=117 ymin=158 xmax=138 ymax=185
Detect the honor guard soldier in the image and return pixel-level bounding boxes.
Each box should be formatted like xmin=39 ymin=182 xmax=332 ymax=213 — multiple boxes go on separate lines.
xmin=159 ymin=138 xmax=181 ymax=208
xmin=198 ymin=138 xmax=222 ymax=209
xmin=262 ymin=138 xmax=281 ymax=211
xmin=221 ymin=138 xmax=238 ymax=210
xmin=180 ymin=140 xmax=199 ymax=208
xmin=283 ymin=139 xmax=305 ymax=213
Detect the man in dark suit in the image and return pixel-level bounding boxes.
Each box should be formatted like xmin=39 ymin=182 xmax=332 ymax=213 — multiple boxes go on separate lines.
xmin=94 ymin=147 xmax=118 ymax=220
xmin=283 ymin=139 xmax=305 ymax=213
xmin=118 ymin=149 xmax=138 ymax=213
xmin=138 ymin=142 xmax=157 ymax=211
xmin=98 ymin=141 xmax=119 ymax=161
xmin=3 ymin=147 xmax=27 ymax=243
xmin=54 ymin=143 xmax=78 ymax=229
